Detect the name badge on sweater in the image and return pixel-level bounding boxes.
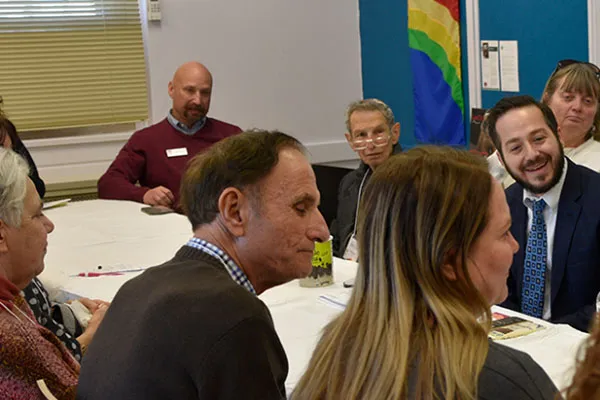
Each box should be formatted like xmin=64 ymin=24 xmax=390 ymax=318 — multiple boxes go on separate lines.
xmin=166 ymin=147 xmax=188 ymax=158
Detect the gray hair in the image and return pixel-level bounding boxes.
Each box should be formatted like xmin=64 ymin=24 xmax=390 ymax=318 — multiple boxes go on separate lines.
xmin=345 ymin=98 xmax=396 ymax=133
xmin=0 ymin=148 xmax=30 ymax=227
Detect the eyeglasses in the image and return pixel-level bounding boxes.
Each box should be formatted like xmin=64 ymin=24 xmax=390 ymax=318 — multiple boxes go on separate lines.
xmin=552 ymin=59 xmax=600 ymax=80
xmin=350 ymin=134 xmax=390 ymax=151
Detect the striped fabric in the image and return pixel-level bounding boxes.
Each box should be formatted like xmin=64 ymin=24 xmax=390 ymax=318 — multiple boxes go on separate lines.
xmin=185 ymin=238 xmax=257 ymax=295
xmin=408 ymin=0 xmax=465 ymax=145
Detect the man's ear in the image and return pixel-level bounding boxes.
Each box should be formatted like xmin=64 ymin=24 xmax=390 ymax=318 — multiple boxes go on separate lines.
xmin=557 ymin=126 xmax=566 ymax=146
xmin=391 ymin=122 xmax=400 ymax=144
xmin=217 ymin=187 xmax=248 ymax=237
xmin=167 ymin=81 xmax=174 ymax=100
xmin=0 ymin=220 xmax=9 ymax=253
xmin=344 ymin=132 xmax=353 ymax=147
xmin=497 ymin=150 xmax=505 ymax=167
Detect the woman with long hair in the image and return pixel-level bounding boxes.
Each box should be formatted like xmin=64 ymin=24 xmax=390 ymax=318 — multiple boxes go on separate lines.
xmin=541 ymin=60 xmax=600 ymax=172
xmin=293 ymin=147 xmax=557 ymax=399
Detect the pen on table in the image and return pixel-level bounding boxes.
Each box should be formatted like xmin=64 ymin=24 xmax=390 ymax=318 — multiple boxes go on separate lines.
xmin=73 ymin=272 xmax=124 ymax=277
xmin=96 ymin=266 xmax=147 ymax=273
xmin=106 ymin=268 xmax=147 ymax=273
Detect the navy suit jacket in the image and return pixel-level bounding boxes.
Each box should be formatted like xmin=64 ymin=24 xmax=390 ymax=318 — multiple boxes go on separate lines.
xmin=501 ymin=159 xmax=600 ymax=332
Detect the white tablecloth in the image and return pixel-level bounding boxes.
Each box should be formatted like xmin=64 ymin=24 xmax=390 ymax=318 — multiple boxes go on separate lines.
xmin=40 ymin=199 xmax=191 ymax=290
xmin=260 ymin=260 xmax=587 ymax=392
xmin=42 ymin=200 xmax=587 ymax=392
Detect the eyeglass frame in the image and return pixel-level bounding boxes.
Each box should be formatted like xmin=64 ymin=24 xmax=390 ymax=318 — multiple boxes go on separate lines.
xmin=551 ymin=59 xmax=600 ymax=81
xmin=348 ymin=132 xmax=391 ymax=151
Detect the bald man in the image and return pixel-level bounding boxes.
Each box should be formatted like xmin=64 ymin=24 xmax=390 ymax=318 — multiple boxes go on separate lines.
xmin=98 ymin=62 xmax=241 ymax=210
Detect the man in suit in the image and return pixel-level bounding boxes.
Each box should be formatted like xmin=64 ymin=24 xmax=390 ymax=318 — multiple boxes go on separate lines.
xmin=486 ymin=95 xmax=600 ymax=332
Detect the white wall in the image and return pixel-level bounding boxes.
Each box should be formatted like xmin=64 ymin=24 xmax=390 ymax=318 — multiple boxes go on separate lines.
xmin=25 ymin=0 xmax=362 ymax=184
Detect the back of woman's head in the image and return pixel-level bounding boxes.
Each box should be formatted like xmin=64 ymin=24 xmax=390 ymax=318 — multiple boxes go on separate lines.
xmin=357 ymin=146 xmax=492 ymax=325
xmin=542 ymin=63 xmax=600 ymax=140
xmin=293 ymin=146 xmax=494 ymax=400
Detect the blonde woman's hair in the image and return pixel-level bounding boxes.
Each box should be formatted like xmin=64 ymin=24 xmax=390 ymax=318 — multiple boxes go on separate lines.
xmin=541 ymin=63 xmax=600 ymax=141
xmin=293 ymin=146 xmax=493 ymax=400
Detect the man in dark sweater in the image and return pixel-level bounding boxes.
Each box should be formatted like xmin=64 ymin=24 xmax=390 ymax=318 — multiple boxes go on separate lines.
xmin=97 ymin=61 xmax=241 ymax=211
xmin=78 ymin=130 xmax=330 ymax=399
xmin=330 ymin=99 xmax=401 ymax=259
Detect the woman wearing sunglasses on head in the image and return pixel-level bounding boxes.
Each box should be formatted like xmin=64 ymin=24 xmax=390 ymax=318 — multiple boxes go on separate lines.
xmin=541 ymin=59 xmax=600 ymax=172
xmin=293 ymin=147 xmax=557 ymax=400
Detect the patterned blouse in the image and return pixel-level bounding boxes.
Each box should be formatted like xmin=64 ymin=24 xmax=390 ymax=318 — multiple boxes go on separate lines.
xmin=22 ymin=278 xmax=83 ymax=361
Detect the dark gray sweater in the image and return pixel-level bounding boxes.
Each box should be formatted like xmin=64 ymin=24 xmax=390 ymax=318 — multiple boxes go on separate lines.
xmin=408 ymin=340 xmax=558 ymax=399
xmin=77 ymin=246 xmax=288 ymax=400
xmin=477 ymin=340 xmax=558 ymax=399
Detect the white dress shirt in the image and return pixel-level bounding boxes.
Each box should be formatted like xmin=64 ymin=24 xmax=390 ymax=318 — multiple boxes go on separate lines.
xmin=522 ymin=159 xmax=568 ymax=320
xmin=564 ymin=137 xmax=600 ymax=173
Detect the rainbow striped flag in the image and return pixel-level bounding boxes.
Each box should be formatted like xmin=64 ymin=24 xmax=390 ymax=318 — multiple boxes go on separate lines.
xmin=408 ymin=0 xmax=465 ymax=145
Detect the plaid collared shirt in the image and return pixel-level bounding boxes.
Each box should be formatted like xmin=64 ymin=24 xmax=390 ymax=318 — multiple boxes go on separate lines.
xmin=167 ymin=111 xmax=206 ymax=135
xmin=185 ymin=238 xmax=256 ymax=295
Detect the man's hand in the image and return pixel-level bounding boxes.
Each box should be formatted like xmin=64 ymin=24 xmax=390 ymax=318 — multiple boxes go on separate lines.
xmin=143 ymin=186 xmax=175 ymax=207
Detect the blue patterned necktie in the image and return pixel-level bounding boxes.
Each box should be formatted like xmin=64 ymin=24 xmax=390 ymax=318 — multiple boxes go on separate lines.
xmin=521 ymin=199 xmax=548 ymax=318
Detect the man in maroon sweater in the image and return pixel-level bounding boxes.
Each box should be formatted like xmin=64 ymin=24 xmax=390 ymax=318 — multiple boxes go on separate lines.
xmin=98 ymin=61 xmax=241 ymax=211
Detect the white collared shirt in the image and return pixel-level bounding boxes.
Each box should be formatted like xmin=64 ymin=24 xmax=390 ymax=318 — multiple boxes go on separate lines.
xmin=522 ymin=159 xmax=568 ymax=320
xmin=564 ymin=137 xmax=600 ymax=173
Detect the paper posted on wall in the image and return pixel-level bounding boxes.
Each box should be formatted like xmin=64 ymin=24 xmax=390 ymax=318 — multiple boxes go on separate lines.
xmin=481 ymin=40 xmax=500 ymax=90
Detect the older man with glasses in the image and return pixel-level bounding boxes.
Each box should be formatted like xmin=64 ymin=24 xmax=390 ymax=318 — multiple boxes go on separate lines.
xmin=330 ymin=99 xmax=401 ymax=260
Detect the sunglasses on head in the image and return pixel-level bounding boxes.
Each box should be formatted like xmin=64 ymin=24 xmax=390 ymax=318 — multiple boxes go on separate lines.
xmin=552 ymin=59 xmax=600 ymax=80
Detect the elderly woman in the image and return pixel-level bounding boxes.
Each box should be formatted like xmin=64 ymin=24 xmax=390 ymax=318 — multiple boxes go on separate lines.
xmin=0 ymin=112 xmax=108 ymax=363
xmin=0 ymin=148 xmax=79 ymax=399
xmin=541 ymin=60 xmax=600 ymax=171
xmin=293 ymin=147 xmax=557 ymax=399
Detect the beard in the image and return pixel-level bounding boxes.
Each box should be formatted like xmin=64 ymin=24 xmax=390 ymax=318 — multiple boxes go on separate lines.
xmin=502 ymin=147 xmax=565 ymax=195
xmin=183 ymin=105 xmax=207 ymax=123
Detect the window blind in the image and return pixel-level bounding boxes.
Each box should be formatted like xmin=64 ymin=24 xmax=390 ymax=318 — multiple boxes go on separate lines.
xmin=0 ymin=0 xmax=149 ymax=132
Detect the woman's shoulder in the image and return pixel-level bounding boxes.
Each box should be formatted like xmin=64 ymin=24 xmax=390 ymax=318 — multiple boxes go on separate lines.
xmin=478 ymin=341 xmax=558 ymax=400
xmin=485 ymin=340 xmax=539 ymax=369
